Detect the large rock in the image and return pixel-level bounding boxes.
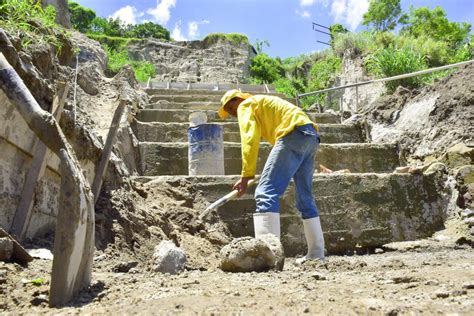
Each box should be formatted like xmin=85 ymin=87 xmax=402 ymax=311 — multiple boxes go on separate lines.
xmin=441 ymin=143 xmax=474 ymax=169
xmin=152 ymin=240 xmax=187 ymax=274
xmin=127 ymin=37 xmax=256 ymax=83
xmin=219 ymin=236 xmax=283 ymax=273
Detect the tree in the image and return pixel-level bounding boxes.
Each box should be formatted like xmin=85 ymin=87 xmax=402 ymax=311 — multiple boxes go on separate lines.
xmin=329 ymin=23 xmax=348 ymax=47
xmin=401 ymin=6 xmax=471 ymax=48
xmin=362 ymin=0 xmax=406 ymax=31
xmin=68 ymin=1 xmax=96 ymax=32
xmin=125 ymin=22 xmax=170 ymax=40
xmin=249 ymin=53 xmax=284 ymax=83
xmin=89 ymin=17 xmax=123 ymax=37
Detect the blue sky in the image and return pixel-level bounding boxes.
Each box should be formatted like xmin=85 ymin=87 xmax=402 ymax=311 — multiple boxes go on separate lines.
xmin=75 ymin=0 xmax=474 ymax=59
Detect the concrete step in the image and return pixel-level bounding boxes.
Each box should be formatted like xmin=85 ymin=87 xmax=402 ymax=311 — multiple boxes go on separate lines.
xmin=148 ymin=94 xmax=295 ymax=104
xmin=146 ymin=88 xmax=287 ymax=99
xmin=133 ymin=173 xmax=446 ymax=256
xmin=133 ymin=121 xmax=364 ymax=144
xmin=146 ymin=101 xmax=221 ymax=110
xmin=136 ymin=109 xmax=341 ymax=124
xmin=139 ymin=142 xmax=400 ymax=176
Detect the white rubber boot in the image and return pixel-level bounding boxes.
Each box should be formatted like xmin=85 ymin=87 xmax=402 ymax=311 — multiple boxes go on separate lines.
xmin=296 ymin=217 xmax=325 ymax=264
xmin=253 ymin=212 xmax=280 ymax=239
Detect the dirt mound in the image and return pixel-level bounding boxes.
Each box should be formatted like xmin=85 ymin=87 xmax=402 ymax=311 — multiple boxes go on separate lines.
xmin=94 ymin=178 xmax=233 ymax=272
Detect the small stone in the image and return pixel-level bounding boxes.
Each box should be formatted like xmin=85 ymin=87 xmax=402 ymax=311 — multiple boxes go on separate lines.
xmin=374 ymin=248 xmax=384 ymax=254
xmin=433 ymin=290 xmax=450 ymax=298
xmin=112 ymin=261 xmax=138 ymax=273
xmin=462 ymin=282 xmax=474 ymax=290
xmin=303 ymin=307 xmax=310 ymax=313
xmin=310 ymin=272 xmax=327 ymax=280
xmin=461 ymin=209 xmax=474 ymax=219
xmin=0 ymin=238 xmax=13 ymax=262
xmin=452 ymin=289 xmax=467 ymax=296
xmin=30 ymin=294 xmax=48 ymax=306
xmin=464 ymin=217 xmax=474 ymax=227
xmin=27 ymin=248 xmax=53 ymax=260
xmin=153 ymin=240 xmax=187 ymax=275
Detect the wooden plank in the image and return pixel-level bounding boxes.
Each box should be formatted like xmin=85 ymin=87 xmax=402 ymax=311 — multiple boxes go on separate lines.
xmin=9 ymin=82 xmax=69 ymax=241
xmin=91 ymin=99 xmax=127 ymax=203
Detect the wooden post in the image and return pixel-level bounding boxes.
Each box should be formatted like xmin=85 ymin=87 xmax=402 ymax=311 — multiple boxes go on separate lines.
xmin=91 ymin=99 xmax=127 ymax=203
xmin=0 ymin=52 xmax=95 ymax=307
xmin=9 ymin=83 xmax=69 ymax=241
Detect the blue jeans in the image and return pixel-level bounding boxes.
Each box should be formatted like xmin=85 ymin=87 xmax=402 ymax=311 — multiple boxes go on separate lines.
xmin=255 ymin=124 xmax=320 ymax=219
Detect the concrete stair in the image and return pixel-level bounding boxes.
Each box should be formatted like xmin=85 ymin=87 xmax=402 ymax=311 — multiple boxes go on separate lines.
xmin=133 ymin=121 xmax=365 ymax=143
xmin=139 ymin=142 xmax=400 ymax=175
xmin=133 ymin=174 xmax=446 ymax=256
xmin=129 ymin=87 xmax=445 ymax=256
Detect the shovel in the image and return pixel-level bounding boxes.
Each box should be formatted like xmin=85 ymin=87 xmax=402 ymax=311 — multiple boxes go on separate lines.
xmin=199 ymin=179 xmax=256 ymax=221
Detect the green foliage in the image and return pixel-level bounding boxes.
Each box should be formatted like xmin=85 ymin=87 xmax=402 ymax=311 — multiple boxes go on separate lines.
xmin=329 ymin=23 xmax=348 ymax=47
xmin=68 ymin=1 xmax=96 ymax=33
xmin=86 ymin=33 xmax=137 ymax=50
xmin=363 ymin=0 xmax=406 ymax=31
xmin=249 ymin=53 xmax=284 ymax=83
xmin=89 ymin=17 xmax=123 ymax=37
xmin=30 ymin=278 xmax=45 ymax=286
xmin=0 ymin=0 xmax=65 ymax=51
xmin=274 ymin=77 xmax=305 ymax=98
xmin=125 ymin=21 xmax=170 ymax=40
xmin=401 ymin=6 xmax=471 ymax=48
xmin=103 ymin=44 xmax=155 ymax=82
xmin=365 ymin=47 xmax=428 ymax=92
xmin=332 ymin=31 xmax=378 ymax=57
xmin=0 ymin=0 xmax=57 ymax=32
xmin=203 ymin=33 xmax=249 ymax=45
xmin=307 ymin=54 xmax=342 ymax=104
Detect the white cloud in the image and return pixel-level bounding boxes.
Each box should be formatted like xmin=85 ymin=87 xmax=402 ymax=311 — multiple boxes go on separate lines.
xmin=172 ymin=20 xmax=187 ymax=41
xmin=188 ymin=20 xmax=210 ymax=38
xmin=331 ymin=0 xmax=368 ymax=31
xmin=295 ymin=10 xmax=311 ymax=18
xmin=300 ymin=0 xmax=328 ymax=7
xmin=147 ymin=0 xmax=176 ymax=26
xmin=110 ymin=5 xmax=141 ymax=25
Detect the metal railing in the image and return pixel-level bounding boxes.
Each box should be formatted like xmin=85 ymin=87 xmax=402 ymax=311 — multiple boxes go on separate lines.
xmin=296 ymin=59 xmax=474 ymax=120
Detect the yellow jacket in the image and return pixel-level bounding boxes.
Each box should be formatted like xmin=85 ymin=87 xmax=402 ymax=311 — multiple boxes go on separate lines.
xmin=237 ymin=95 xmax=318 ymax=177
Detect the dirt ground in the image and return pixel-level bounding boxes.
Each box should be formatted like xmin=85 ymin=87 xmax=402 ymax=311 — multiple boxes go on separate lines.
xmin=1 ymin=241 xmax=473 ymax=315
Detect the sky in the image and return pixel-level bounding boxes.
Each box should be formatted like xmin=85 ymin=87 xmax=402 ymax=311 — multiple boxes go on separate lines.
xmin=74 ymin=0 xmax=474 ymax=59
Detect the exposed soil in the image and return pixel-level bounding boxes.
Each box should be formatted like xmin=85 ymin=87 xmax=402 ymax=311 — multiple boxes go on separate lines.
xmin=1 ymin=242 xmax=473 ymax=314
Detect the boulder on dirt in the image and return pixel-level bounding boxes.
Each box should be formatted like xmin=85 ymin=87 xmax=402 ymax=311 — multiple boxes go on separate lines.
xmin=0 ymin=237 xmax=14 ymax=262
xmin=219 ymin=236 xmax=284 ymax=273
xmin=153 ymin=240 xmax=187 ymax=275
xmin=258 ymin=234 xmax=285 ymax=271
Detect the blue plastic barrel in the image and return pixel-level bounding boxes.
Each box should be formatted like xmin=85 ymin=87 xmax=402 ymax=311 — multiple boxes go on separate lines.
xmin=188 ymin=124 xmax=224 ymax=175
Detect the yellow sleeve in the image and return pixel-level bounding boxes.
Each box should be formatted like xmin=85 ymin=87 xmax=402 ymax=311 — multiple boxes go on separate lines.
xmin=238 ymin=105 xmax=261 ymax=177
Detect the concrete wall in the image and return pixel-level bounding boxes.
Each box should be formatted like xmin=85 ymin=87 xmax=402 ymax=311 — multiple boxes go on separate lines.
xmin=0 ymin=91 xmax=61 ymax=239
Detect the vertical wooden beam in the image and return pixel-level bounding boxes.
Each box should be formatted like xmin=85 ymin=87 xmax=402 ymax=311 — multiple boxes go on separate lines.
xmin=91 ymin=100 xmax=127 ymax=203
xmin=9 ymin=83 xmax=69 ymax=241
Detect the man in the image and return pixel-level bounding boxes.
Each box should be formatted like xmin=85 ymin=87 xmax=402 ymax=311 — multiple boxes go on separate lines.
xmin=218 ymin=89 xmax=325 ymax=262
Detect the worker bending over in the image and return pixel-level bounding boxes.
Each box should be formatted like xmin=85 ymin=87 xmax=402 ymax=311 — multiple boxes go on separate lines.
xmin=218 ymin=89 xmax=325 ymax=263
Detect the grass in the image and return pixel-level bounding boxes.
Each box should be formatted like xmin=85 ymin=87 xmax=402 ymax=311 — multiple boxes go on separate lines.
xmin=103 ymin=44 xmax=155 ymax=82
xmin=203 ymin=33 xmax=249 ymax=46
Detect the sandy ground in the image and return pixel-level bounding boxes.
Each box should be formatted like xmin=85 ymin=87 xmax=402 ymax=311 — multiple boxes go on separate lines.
xmin=1 ymin=242 xmax=473 ymax=315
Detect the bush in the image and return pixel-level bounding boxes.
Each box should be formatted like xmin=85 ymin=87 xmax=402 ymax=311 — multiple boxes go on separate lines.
xmin=332 ymin=31 xmax=378 ymax=57
xmin=249 ymin=53 xmax=284 ymax=83
xmin=86 ymin=33 xmax=139 ymax=50
xmin=202 ymin=33 xmax=249 ymax=45
xmin=365 ymin=46 xmax=428 ymax=92
xmin=274 ymin=77 xmax=305 ymax=98
xmin=103 ymin=44 xmax=155 ymax=82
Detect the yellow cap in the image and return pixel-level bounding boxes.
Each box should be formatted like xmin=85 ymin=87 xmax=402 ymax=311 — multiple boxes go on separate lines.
xmin=218 ymin=89 xmax=253 ymax=119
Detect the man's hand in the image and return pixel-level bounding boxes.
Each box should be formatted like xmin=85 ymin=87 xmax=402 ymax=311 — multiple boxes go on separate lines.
xmin=233 ymin=176 xmax=255 ymax=197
